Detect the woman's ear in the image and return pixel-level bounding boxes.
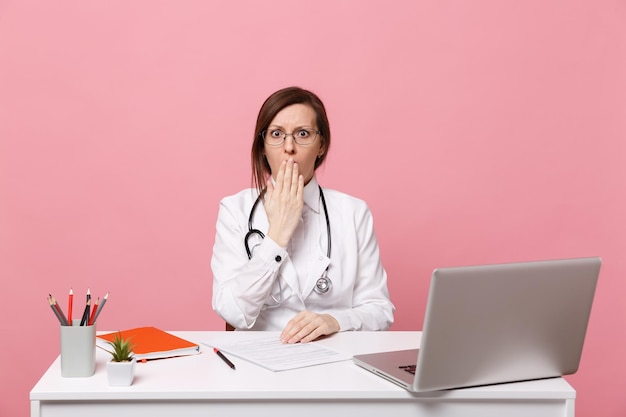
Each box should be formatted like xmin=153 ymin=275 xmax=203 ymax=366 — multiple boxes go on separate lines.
xmin=318 ymin=144 xmax=326 ymax=158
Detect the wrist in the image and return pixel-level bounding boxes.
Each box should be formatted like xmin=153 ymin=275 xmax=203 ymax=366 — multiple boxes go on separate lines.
xmin=267 ymin=229 xmax=291 ymax=248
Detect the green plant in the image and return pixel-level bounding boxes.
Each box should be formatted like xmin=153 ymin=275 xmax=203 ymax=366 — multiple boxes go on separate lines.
xmin=107 ymin=332 xmax=135 ymax=362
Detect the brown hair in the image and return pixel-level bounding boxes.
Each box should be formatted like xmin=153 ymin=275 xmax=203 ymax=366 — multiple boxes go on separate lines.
xmin=251 ymin=86 xmax=331 ymax=193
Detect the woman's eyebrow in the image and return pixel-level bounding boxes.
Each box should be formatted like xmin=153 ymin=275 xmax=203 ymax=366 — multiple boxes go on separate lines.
xmin=267 ymin=124 xmax=314 ymax=130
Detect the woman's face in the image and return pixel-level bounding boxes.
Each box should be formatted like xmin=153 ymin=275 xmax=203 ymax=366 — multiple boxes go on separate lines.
xmin=263 ymin=103 xmax=325 ymax=185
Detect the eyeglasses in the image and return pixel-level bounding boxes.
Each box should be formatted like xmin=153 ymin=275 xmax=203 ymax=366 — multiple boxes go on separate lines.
xmin=261 ymin=128 xmax=320 ymax=146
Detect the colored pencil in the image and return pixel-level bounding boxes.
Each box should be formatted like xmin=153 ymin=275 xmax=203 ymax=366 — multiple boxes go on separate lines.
xmin=67 ymin=288 xmax=73 ymax=326
xmin=88 ymin=297 xmax=99 ymax=326
xmin=47 ymin=295 xmax=67 ymax=326
xmin=93 ymin=292 xmax=109 ymax=324
xmin=50 ymin=294 xmax=69 ymax=326
xmin=79 ymin=299 xmax=91 ymax=326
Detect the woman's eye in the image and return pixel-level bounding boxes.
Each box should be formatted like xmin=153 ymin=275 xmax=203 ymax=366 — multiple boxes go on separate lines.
xmin=270 ymin=130 xmax=283 ymax=138
xmin=297 ymin=130 xmax=310 ymax=138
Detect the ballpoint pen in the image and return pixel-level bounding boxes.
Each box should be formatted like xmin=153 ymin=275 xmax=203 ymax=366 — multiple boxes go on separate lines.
xmin=213 ymin=347 xmax=236 ymax=370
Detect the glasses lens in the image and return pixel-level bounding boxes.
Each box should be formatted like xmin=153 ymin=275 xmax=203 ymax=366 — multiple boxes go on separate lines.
xmin=262 ymin=129 xmax=319 ymax=146
xmin=293 ymin=129 xmax=317 ymax=145
xmin=263 ymin=129 xmax=285 ymax=146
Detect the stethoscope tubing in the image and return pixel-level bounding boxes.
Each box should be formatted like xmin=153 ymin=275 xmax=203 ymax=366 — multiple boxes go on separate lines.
xmin=244 ymin=195 xmax=266 ymax=259
xmin=244 ymin=186 xmax=332 ymax=295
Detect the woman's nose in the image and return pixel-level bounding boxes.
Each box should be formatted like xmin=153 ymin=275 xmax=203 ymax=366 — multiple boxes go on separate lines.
xmin=283 ymin=135 xmax=295 ymax=153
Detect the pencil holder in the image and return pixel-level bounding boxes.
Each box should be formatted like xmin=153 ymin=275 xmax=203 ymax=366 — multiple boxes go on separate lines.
xmin=60 ymin=320 xmax=96 ymax=377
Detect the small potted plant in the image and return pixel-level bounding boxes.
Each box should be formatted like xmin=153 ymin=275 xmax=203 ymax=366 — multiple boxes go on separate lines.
xmin=105 ymin=332 xmax=136 ymax=386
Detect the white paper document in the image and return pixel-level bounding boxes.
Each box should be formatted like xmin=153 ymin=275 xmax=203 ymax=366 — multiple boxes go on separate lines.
xmin=202 ymin=332 xmax=352 ymax=371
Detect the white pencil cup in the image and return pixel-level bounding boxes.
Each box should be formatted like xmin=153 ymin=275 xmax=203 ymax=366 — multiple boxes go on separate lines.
xmin=60 ymin=320 xmax=96 ymax=377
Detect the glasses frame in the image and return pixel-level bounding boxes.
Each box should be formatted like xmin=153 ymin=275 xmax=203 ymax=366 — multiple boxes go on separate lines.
xmin=261 ymin=128 xmax=321 ymax=147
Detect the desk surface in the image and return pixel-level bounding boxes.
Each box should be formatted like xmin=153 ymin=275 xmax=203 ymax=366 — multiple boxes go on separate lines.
xmin=31 ymin=331 xmax=576 ymax=417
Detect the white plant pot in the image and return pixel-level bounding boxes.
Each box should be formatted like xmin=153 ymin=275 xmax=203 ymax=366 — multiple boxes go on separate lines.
xmin=106 ymin=358 xmax=136 ymax=386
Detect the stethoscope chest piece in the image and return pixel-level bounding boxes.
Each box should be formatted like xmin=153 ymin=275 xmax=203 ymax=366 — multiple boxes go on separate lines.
xmin=314 ymin=275 xmax=332 ymax=294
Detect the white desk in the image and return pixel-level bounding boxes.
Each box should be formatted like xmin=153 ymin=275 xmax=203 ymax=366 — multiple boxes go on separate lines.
xmin=30 ymin=331 xmax=575 ymax=417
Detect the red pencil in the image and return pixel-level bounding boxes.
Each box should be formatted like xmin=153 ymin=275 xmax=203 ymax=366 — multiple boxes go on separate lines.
xmin=88 ymin=297 xmax=99 ymax=326
xmin=68 ymin=288 xmax=74 ymax=326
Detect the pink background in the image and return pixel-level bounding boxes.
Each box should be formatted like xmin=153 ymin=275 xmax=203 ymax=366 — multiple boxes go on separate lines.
xmin=1 ymin=1 xmax=625 ymax=416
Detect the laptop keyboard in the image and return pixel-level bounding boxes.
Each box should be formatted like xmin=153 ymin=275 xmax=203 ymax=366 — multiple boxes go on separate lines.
xmin=399 ymin=365 xmax=416 ymax=375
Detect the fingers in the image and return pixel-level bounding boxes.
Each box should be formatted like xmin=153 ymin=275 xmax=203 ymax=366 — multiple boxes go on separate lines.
xmin=280 ymin=311 xmax=340 ymax=344
xmin=264 ymin=158 xmax=304 ymax=247
xmin=264 ymin=178 xmax=274 ymax=200
xmin=296 ymin=171 xmax=304 ymax=202
xmin=273 ymin=158 xmax=301 ymax=196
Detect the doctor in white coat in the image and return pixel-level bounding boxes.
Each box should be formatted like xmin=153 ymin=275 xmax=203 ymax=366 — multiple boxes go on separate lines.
xmin=211 ymin=87 xmax=394 ymax=344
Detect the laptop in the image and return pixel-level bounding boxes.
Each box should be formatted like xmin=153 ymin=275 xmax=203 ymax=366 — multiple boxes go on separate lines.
xmin=353 ymin=257 xmax=601 ymax=392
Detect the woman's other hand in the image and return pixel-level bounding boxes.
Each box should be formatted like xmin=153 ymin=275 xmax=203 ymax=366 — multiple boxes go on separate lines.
xmin=280 ymin=311 xmax=340 ymax=344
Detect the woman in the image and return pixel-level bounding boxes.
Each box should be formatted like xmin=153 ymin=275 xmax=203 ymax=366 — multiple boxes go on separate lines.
xmin=211 ymin=87 xmax=394 ymax=343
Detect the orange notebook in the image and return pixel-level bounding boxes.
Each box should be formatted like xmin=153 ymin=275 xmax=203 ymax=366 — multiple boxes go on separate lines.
xmin=96 ymin=327 xmax=200 ymax=361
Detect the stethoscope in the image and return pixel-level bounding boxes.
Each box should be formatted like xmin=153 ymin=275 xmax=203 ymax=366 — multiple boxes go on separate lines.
xmin=244 ymin=185 xmax=333 ymax=297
